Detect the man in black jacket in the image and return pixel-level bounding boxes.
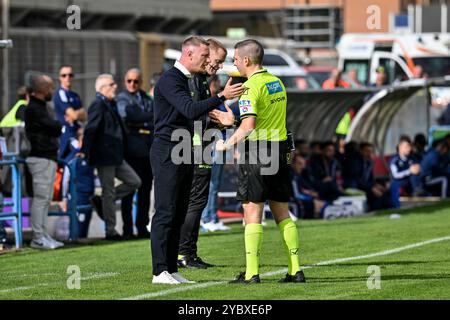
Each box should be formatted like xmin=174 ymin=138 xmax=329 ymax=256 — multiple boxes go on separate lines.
xmin=150 ymin=36 xmax=244 ymax=284
xmin=177 ymin=38 xmax=228 ymax=269
xmin=117 ymin=68 xmax=154 ymax=239
xmin=24 ymin=75 xmax=64 ymax=250
xmin=79 ymin=74 xmax=141 ymax=241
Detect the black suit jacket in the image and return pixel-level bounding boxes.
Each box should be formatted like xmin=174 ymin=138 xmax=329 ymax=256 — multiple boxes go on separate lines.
xmin=116 ymin=89 xmax=154 ymax=158
xmin=81 ymin=94 xmax=127 ymax=166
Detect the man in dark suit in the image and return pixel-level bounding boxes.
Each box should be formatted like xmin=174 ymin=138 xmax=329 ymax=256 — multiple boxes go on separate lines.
xmin=79 ymin=74 xmax=141 ymax=241
xmin=117 ymin=68 xmax=154 ymax=240
xmin=150 ymin=36 xmax=244 ymax=284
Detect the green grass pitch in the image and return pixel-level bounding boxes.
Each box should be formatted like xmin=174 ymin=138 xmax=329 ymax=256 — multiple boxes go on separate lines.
xmin=1 ymin=201 xmax=450 ymax=300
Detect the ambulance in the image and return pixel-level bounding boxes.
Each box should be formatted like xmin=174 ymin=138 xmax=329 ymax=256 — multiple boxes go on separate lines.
xmin=337 ymin=33 xmax=450 ymax=85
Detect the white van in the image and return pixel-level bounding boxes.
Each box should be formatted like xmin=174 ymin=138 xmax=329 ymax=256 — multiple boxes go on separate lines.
xmin=337 ymin=33 xmax=450 ymax=85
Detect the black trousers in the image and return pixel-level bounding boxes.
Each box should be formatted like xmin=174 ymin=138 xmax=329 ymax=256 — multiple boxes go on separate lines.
xmin=121 ymin=155 xmax=153 ymax=236
xmin=150 ymin=140 xmax=194 ymax=275
xmin=179 ymin=165 xmax=212 ymax=257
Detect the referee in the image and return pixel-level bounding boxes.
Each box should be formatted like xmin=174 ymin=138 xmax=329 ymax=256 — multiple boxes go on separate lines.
xmin=151 ymin=36 xmax=244 ymax=285
xmin=214 ymin=39 xmax=306 ymax=284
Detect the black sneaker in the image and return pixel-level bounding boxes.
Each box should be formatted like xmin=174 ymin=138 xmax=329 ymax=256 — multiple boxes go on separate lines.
xmin=229 ymin=272 xmax=261 ymax=284
xmin=105 ymin=234 xmax=123 ymax=241
xmin=279 ymin=270 xmax=306 ymax=283
xmin=122 ymin=234 xmax=136 ymax=241
xmin=193 ymin=256 xmax=214 ymax=268
xmin=90 ymin=195 xmax=104 ymax=220
xmin=136 ymin=231 xmax=150 ymax=239
xmin=177 ymin=255 xmax=207 ymax=269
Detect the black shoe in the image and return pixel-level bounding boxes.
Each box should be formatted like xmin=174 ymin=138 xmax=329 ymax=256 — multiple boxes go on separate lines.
xmin=229 ymin=272 xmax=261 ymax=284
xmin=122 ymin=234 xmax=136 ymax=241
xmin=279 ymin=270 xmax=306 ymax=283
xmin=136 ymin=231 xmax=150 ymax=239
xmin=193 ymin=256 xmax=214 ymax=268
xmin=90 ymin=195 xmax=104 ymax=220
xmin=105 ymin=234 xmax=123 ymax=241
xmin=177 ymin=255 xmax=207 ymax=269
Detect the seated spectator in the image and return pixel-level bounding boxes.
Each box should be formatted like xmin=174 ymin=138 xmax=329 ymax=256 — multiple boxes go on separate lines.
xmin=357 ymin=142 xmax=393 ymax=211
xmin=389 ymin=136 xmax=422 ymax=208
xmin=341 ymin=141 xmax=364 ymax=190
xmin=335 ymin=137 xmax=346 ymax=165
xmin=61 ymin=128 xmax=95 ymax=238
xmin=309 ymin=141 xmax=322 ymax=158
xmin=412 ymin=133 xmax=427 ymax=162
xmin=290 ymin=154 xmax=324 ymax=219
xmin=307 ymin=141 xmax=343 ymax=203
xmin=294 ymin=139 xmax=310 ymax=158
xmin=420 ymin=139 xmax=450 ymax=198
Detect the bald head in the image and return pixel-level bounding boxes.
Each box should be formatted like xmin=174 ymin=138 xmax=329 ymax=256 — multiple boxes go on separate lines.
xmin=31 ymin=75 xmax=54 ymax=102
xmin=124 ymin=68 xmax=142 ymax=93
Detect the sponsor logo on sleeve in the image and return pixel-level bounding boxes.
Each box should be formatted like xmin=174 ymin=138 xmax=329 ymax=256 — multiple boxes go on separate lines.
xmin=265 ymin=80 xmax=283 ymax=95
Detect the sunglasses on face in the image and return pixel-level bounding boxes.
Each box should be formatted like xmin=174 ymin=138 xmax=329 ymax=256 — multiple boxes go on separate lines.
xmin=60 ymin=73 xmax=74 ymax=78
xmin=127 ymin=79 xmax=139 ymax=84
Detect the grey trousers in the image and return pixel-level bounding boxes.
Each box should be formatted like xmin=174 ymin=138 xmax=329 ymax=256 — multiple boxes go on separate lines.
xmin=26 ymin=157 xmax=57 ymax=240
xmin=97 ymin=161 xmax=141 ymax=236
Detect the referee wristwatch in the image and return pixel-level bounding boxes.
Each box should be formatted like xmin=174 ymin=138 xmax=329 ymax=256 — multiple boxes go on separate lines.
xmin=217 ymin=92 xmax=227 ymax=102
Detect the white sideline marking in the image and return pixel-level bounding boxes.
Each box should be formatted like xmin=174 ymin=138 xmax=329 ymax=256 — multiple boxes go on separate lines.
xmin=122 ymin=235 xmax=450 ymax=300
xmin=0 ymin=272 xmax=119 ymax=294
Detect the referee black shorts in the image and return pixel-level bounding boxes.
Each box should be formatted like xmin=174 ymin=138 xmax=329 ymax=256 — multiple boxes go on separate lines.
xmin=236 ymin=140 xmax=293 ymax=203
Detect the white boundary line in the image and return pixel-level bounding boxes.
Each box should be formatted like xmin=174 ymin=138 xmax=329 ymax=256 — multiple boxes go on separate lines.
xmin=122 ymin=235 xmax=450 ymax=300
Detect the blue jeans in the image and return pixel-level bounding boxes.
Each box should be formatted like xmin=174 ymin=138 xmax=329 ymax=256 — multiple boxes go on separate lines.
xmin=202 ymin=162 xmax=224 ymax=223
xmin=390 ymin=175 xmax=422 ymax=208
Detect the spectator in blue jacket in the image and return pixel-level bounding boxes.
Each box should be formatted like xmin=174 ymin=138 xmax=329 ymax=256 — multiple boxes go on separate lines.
xmin=389 ymin=136 xmax=422 ymax=208
xmin=53 ymin=65 xmax=86 ymax=159
xmin=420 ymin=139 xmax=450 ymax=198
